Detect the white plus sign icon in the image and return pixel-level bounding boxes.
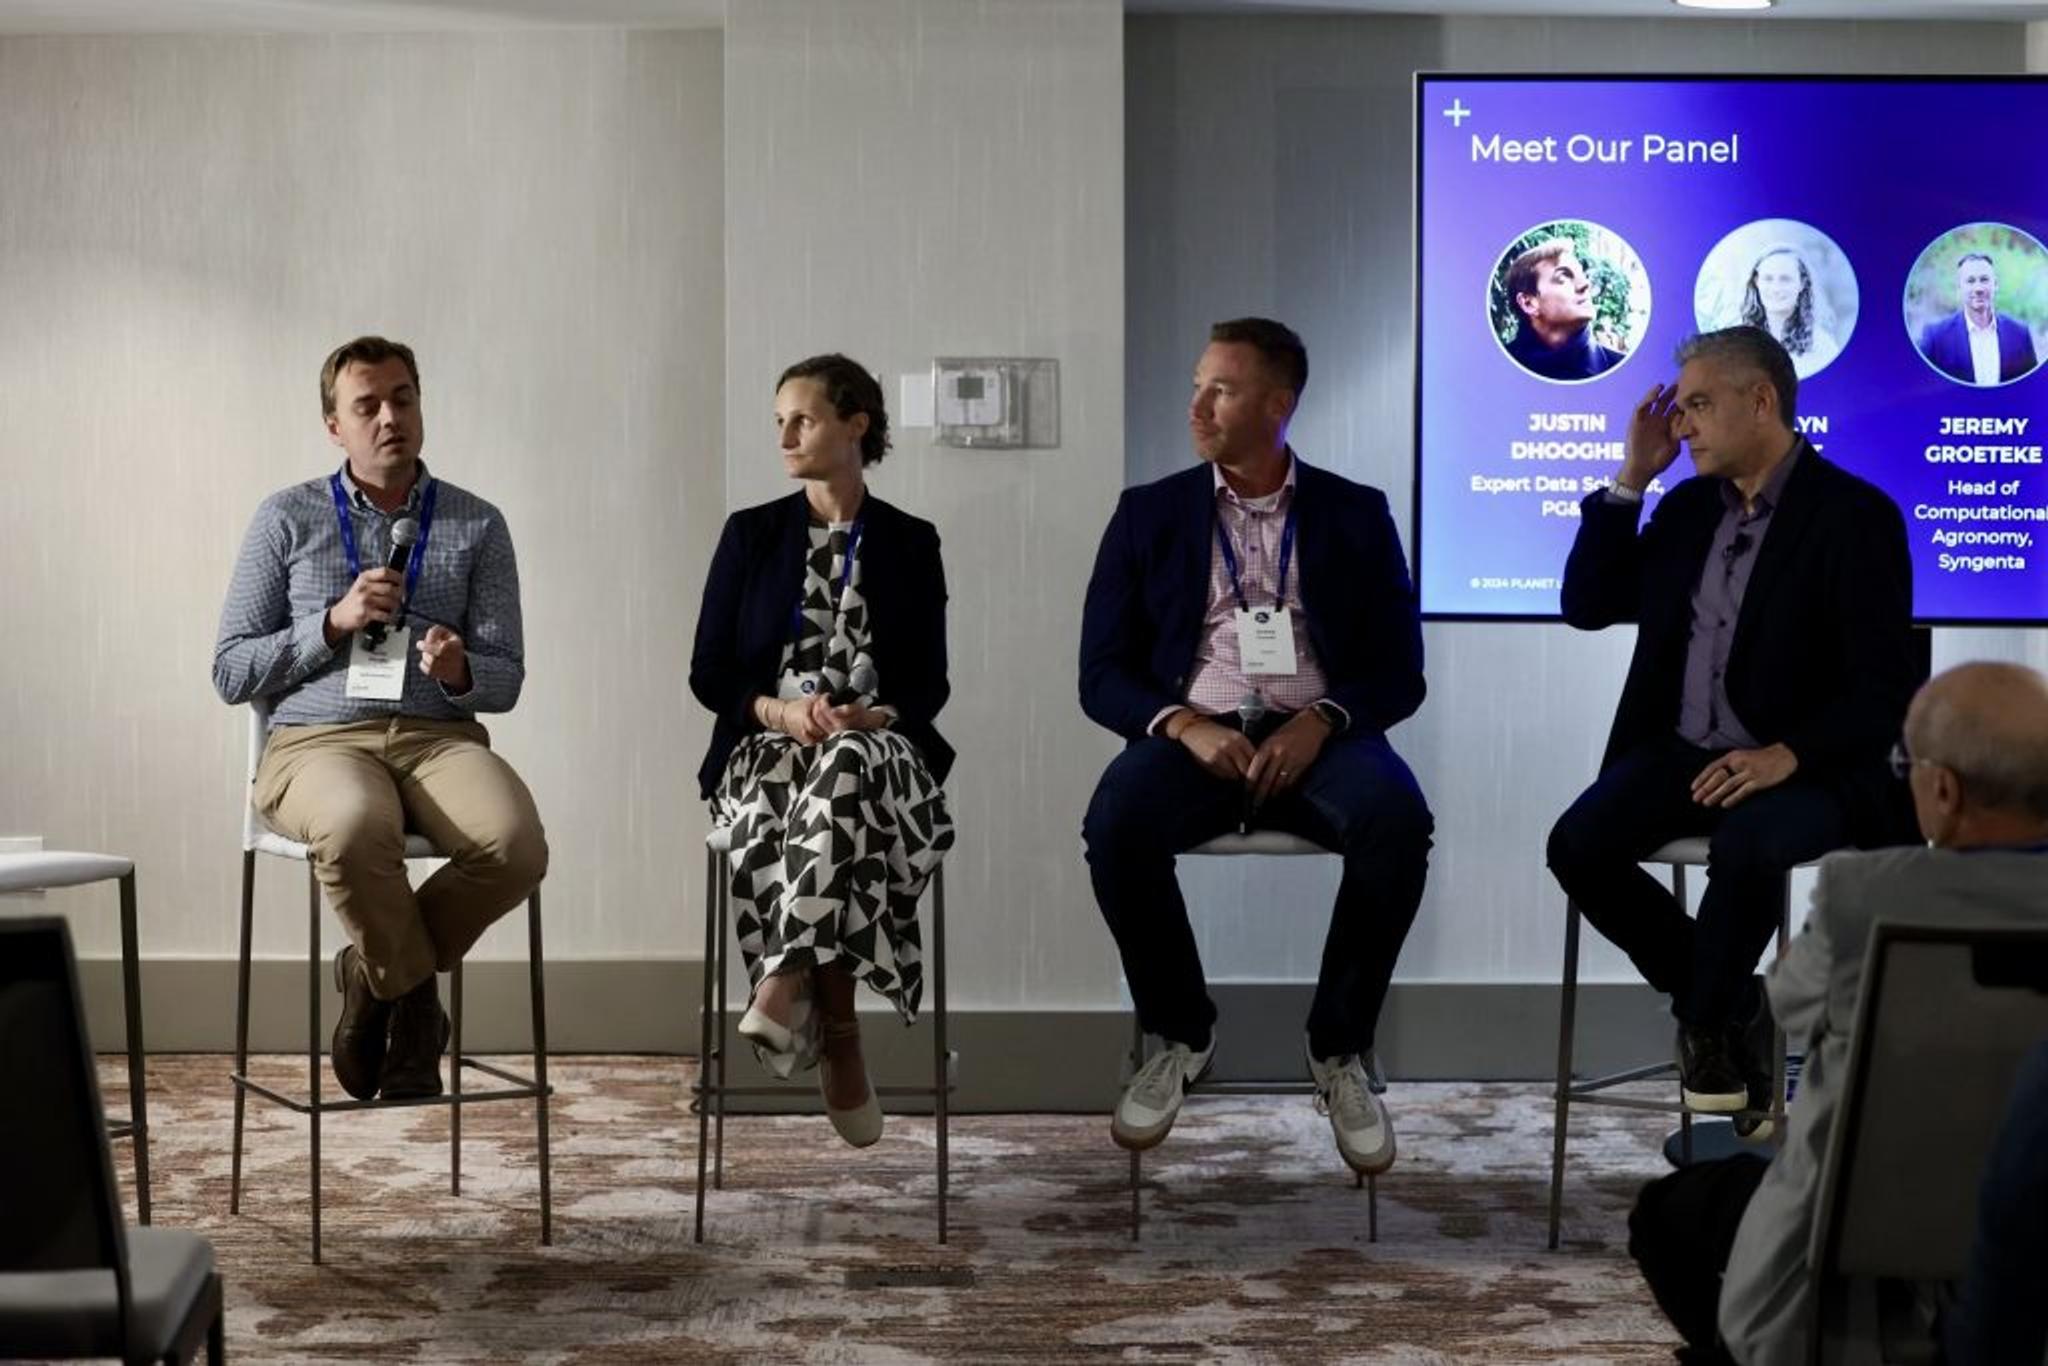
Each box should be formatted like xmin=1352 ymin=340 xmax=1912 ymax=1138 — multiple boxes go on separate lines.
xmin=1442 ymin=99 xmax=1472 ymax=127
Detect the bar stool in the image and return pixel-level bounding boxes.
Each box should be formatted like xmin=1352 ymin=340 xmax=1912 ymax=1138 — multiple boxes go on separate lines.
xmin=1125 ymin=830 xmax=1379 ymax=1243
xmin=1546 ymin=835 xmax=1813 ymax=1249
xmin=694 ymin=826 xmax=954 ymax=1243
xmin=227 ymin=701 xmax=552 ymax=1263
xmin=0 ymin=850 xmax=151 ymax=1223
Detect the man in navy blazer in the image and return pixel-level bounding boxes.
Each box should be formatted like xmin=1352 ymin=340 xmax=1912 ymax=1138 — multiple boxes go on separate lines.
xmin=1918 ymin=253 xmax=2040 ymax=386
xmin=1548 ymin=326 xmax=1920 ymax=1123
xmin=1079 ymin=317 xmax=1432 ymax=1176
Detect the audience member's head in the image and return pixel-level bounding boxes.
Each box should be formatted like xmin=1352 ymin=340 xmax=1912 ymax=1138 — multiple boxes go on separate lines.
xmin=1900 ymin=661 xmax=2048 ymax=848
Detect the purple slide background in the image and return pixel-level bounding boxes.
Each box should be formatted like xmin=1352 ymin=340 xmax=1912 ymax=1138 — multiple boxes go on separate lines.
xmin=1416 ymin=76 xmax=2048 ymax=623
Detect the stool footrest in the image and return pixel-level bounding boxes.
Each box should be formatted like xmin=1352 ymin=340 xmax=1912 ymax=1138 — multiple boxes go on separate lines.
xmin=692 ymin=1082 xmax=956 ymax=1102
xmin=1570 ymin=1060 xmax=1679 ymax=1092
xmin=1184 ymin=1080 xmax=1319 ymax=1097
xmin=232 ymin=1070 xmax=548 ymax=1116
xmin=1561 ymin=1085 xmax=1783 ymax=1126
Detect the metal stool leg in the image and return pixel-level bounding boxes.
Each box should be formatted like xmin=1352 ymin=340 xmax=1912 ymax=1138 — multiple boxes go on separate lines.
xmin=450 ymin=963 xmax=463 ymax=1195
xmin=1128 ymin=1017 xmax=1145 ymax=1243
xmin=117 ymin=870 xmax=151 ymax=1225
xmin=307 ymin=866 xmax=323 ymax=1265
xmin=1547 ymin=900 xmax=1582 ymax=1250
xmin=230 ymin=852 xmax=255 ymax=1215
xmin=694 ymin=848 xmax=715 ymax=1243
xmin=714 ymin=863 xmax=728 ymax=1189
xmin=932 ymin=866 xmax=949 ymax=1245
xmin=1769 ymin=878 xmax=1791 ymax=1136
xmin=1677 ymin=860 xmax=1696 ymax=1168
xmin=529 ymin=890 xmax=552 ymax=1246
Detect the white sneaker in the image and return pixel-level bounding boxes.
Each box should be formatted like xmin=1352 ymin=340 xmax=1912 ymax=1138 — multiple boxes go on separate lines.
xmin=1111 ymin=1034 xmax=1216 ymax=1151
xmin=1307 ymin=1045 xmax=1396 ymax=1176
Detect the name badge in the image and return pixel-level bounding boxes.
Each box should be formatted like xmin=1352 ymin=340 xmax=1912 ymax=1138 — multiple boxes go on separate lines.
xmin=345 ymin=626 xmax=411 ymax=701
xmin=1236 ymin=606 xmax=1298 ymax=675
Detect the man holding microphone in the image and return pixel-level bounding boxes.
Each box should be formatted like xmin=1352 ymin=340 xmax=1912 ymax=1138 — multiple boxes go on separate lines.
xmin=214 ymin=336 xmax=547 ymax=1102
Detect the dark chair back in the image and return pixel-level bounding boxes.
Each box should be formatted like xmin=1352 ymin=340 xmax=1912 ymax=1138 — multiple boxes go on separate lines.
xmin=1810 ymin=923 xmax=2048 ymax=1364
xmin=0 ymin=917 xmax=132 ymax=1334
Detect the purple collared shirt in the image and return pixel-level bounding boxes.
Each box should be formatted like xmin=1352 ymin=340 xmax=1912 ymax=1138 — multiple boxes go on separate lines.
xmin=1675 ymin=443 xmax=1802 ymax=750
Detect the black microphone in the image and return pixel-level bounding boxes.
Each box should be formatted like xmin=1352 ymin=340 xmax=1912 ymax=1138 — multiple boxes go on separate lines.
xmin=363 ymin=517 xmax=420 ymax=647
xmin=1237 ymin=689 xmax=1267 ymax=833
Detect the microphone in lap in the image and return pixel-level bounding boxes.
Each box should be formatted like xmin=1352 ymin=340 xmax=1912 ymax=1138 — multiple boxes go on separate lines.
xmin=1237 ymin=689 xmax=1267 ymax=833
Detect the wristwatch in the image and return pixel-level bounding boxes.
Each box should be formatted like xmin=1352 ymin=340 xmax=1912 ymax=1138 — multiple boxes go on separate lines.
xmin=1308 ymin=699 xmax=1348 ymax=734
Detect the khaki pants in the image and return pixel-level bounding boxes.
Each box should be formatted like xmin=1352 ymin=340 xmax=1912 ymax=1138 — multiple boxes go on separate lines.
xmin=254 ymin=717 xmax=548 ymax=1000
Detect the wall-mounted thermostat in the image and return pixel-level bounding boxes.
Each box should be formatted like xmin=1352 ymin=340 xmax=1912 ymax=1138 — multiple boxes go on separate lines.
xmin=932 ymin=357 xmax=1059 ymax=449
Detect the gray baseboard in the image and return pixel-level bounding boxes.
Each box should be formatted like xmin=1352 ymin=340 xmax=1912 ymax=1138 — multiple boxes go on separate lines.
xmin=78 ymin=958 xmax=1674 ymax=1112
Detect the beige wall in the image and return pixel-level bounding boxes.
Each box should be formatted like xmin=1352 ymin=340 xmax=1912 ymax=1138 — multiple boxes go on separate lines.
xmin=723 ymin=0 xmax=1127 ymax=1010
xmin=5 ymin=10 xmax=2043 ymax=1068
xmin=0 ymin=30 xmax=727 ymax=966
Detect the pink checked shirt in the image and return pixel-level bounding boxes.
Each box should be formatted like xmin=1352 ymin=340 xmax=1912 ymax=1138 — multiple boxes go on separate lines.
xmin=1149 ymin=454 xmax=1337 ymax=733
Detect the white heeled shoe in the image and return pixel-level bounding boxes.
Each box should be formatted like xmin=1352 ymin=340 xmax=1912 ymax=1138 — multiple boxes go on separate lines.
xmin=819 ymin=1017 xmax=883 ymax=1148
xmin=737 ymin=989 xmax=813 ymax=1080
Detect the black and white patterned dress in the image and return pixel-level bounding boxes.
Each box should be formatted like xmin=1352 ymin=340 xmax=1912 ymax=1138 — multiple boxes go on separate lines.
xmin=711 ymin=519 xmax=955 ymax=1069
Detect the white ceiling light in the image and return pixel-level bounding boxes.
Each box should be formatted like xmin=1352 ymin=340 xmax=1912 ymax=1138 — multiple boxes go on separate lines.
xmin=1675 ymin=0 xmax=1775 ymax=9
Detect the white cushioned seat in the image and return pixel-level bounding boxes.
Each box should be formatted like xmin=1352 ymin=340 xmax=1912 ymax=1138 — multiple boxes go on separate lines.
xmin=0 ymin=852 xmax=134 ymax=895
xmin=1185 ymin=831 xmax=1327 ymax=858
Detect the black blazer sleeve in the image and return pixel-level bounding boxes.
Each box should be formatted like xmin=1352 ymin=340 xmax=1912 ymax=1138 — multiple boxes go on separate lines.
xmin=1078 ymin=488 xmax=1183 ymax=741
xmin=1561 ymin=488 xmax=1658 ymax=629
xmin=1316 ymin=484 xmax=1425 ymax=735
xmin=1778 ymin=481 xmax=1915 ymax=773
xmin=688 ymin=511 xmax=761 ymax=732
xmin=868 ymin=513 xmax=951 ymax=739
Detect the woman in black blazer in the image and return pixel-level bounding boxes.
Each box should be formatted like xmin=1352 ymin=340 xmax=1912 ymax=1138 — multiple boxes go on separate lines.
xmin=688 ymin=354 xmax=954 ymax=1148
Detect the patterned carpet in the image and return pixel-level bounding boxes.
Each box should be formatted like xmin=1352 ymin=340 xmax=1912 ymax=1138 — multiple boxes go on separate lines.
xmin=101 ymin=1055 xmax=1684 ymax=1364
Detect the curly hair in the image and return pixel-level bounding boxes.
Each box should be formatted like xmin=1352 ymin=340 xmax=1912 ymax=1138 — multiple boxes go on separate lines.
xmin=776 ymin=353 xmax=892 ymax=467
xmin=1739 ymin=247 xmax=1816 ymax=358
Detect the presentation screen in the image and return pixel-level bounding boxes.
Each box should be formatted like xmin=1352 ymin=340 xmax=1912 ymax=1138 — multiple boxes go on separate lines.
xmin=1414 ymin=74 xmax=2048 ymax=625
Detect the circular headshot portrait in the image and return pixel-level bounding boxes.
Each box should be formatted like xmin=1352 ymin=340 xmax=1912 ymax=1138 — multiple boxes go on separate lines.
xmin=1489 ymin=220 xmax=1650 ymax=384
xmin=1693 ymin=220 xmax=1858 ymax=380
xmin=1904 ymin=223 xmax=2048 ymax=388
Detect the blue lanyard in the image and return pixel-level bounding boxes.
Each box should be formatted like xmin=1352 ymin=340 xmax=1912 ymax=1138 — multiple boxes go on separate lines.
xmin=1214 ymin=501 xmax=1297 ymax=612
xmin=789 ymin=517 xmax=865 ymax=642
xmin=329 ymin=471 xmax=438 ymax=603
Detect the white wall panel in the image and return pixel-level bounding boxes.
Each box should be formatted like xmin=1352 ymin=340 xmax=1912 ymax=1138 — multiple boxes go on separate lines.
xmin=724 ymin=0 xmax=1126 ymax=1010
xmin=0 ymin=30 xmax=725 ymax=964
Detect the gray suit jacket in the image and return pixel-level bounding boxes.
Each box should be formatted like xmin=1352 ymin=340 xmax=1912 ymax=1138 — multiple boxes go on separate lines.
xmin=1719 ymin=844 xmax=2048 ymax=1366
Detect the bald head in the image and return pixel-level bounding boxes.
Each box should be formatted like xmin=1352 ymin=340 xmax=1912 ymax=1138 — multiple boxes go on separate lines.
xmin=1904 ymin=663 xmax=2048 ymax=841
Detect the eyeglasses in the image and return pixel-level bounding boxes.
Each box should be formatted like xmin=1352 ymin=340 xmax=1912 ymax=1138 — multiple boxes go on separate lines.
xmin=1888 ymin=740 xmax=1935 ymax=780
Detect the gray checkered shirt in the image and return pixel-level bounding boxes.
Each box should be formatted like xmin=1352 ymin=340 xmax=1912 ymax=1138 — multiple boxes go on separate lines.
xmin=212 ymin=463 xmax=525 ymax=726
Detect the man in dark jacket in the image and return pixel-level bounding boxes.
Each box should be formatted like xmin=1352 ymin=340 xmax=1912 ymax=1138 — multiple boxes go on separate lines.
xmin=1079 ymin=317 xmax=1432 ymax=1176
xmin=1547 ymin=325 xmax=1920 ymax=1118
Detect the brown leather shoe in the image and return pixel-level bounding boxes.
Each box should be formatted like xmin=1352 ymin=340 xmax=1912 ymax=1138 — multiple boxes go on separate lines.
xmin=331 ymin=945 xmax=392 ymax=1101
xmin=379 ymin=974 xmax=450 ymax=1100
